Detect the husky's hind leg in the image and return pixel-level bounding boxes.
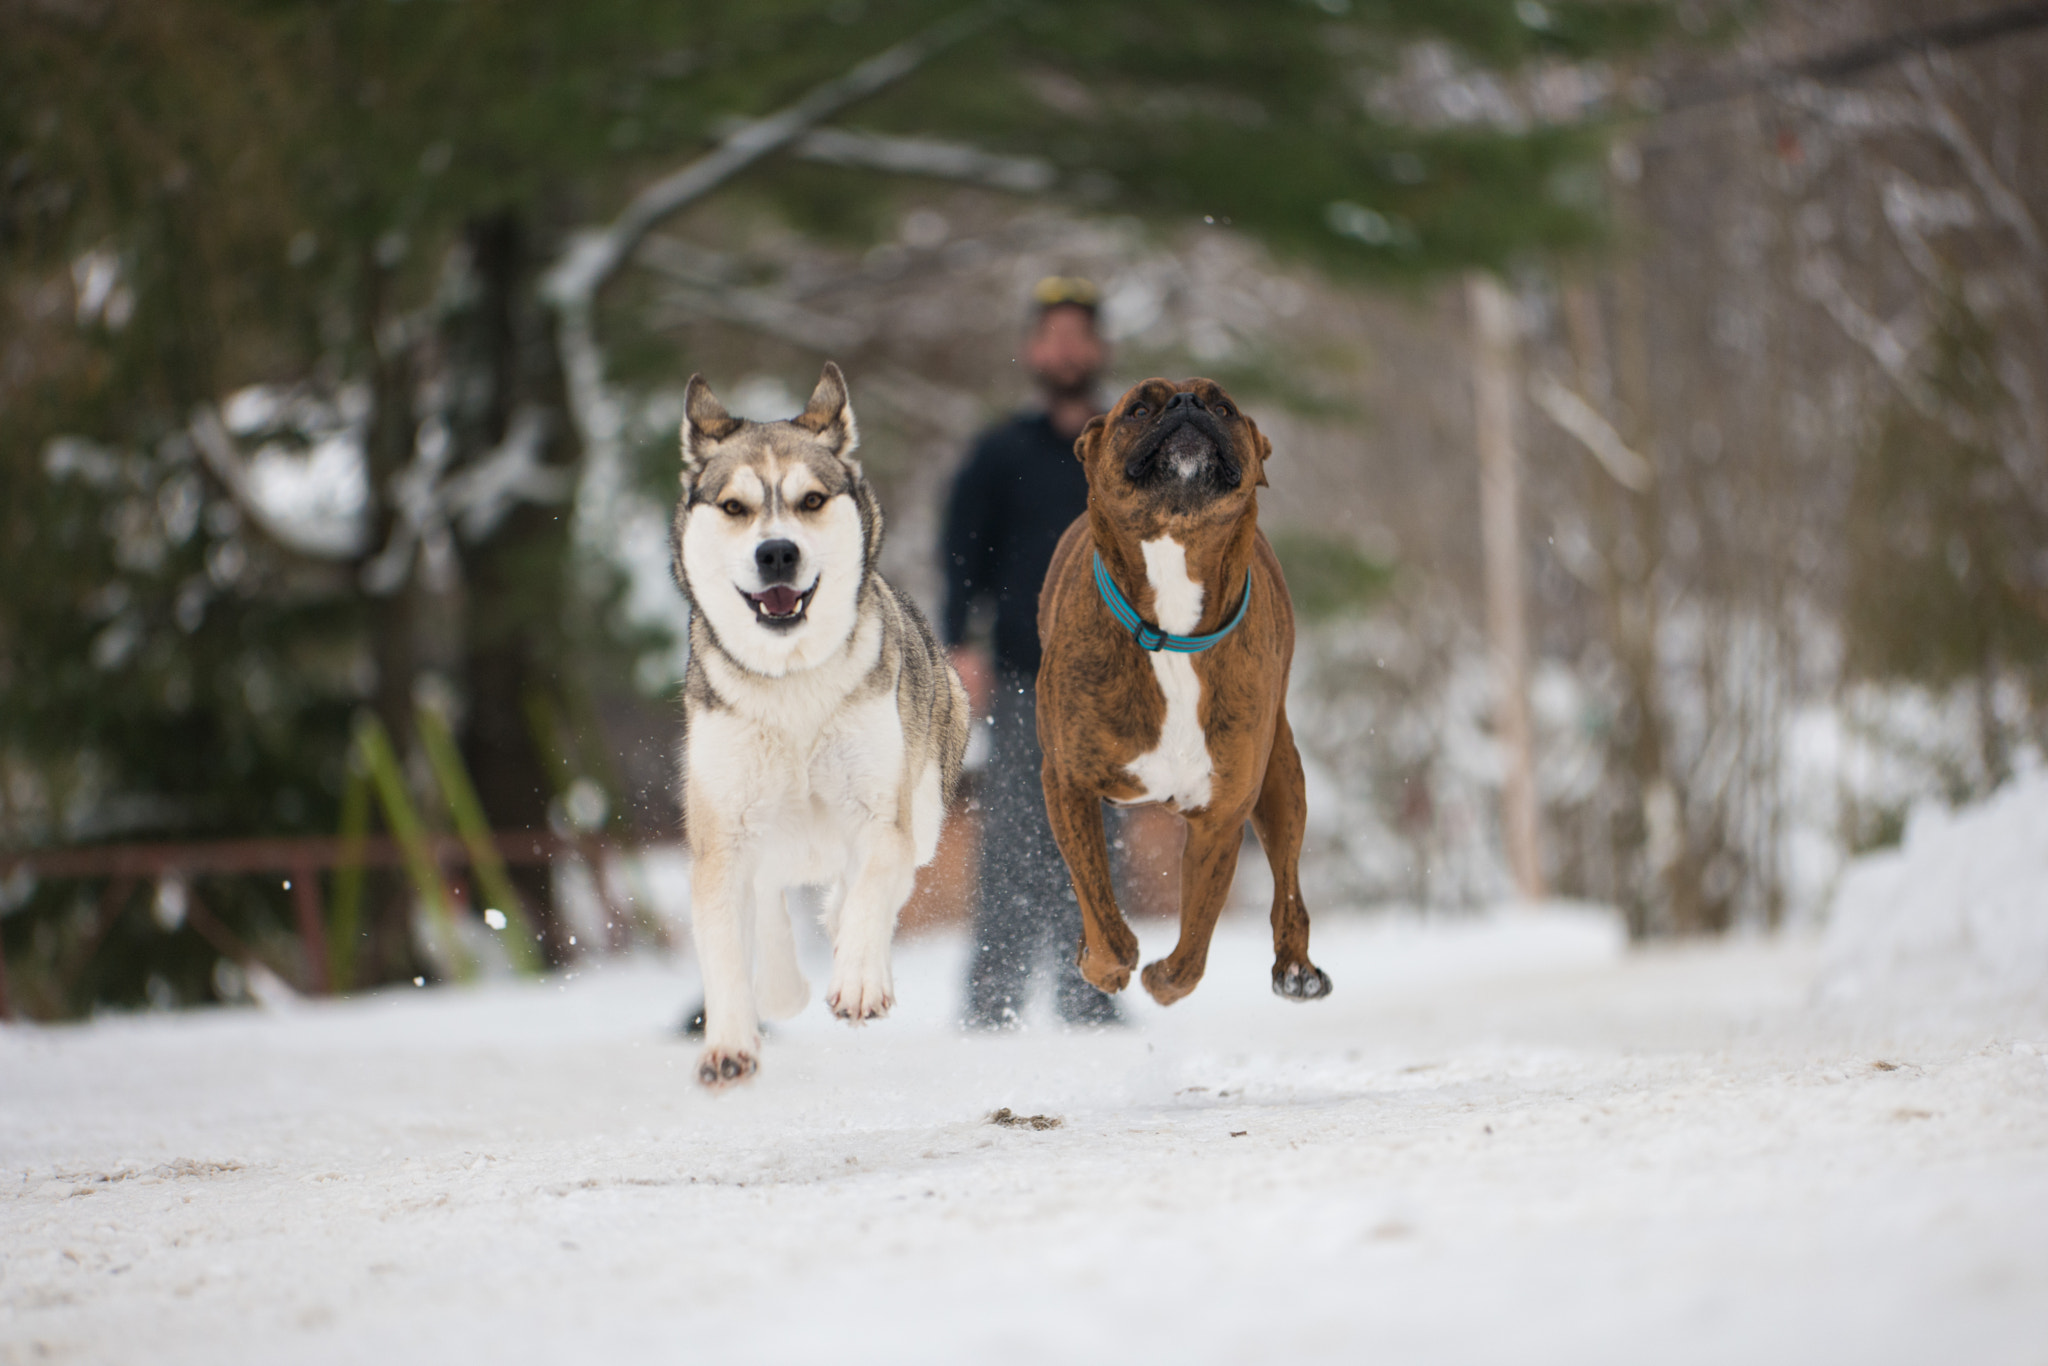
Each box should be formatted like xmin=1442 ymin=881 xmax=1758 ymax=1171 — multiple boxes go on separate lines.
xmin=826 ymin=826 xmax=916 ymax=1024
xmin=753 ymin=885 xmax=812 ymax=1021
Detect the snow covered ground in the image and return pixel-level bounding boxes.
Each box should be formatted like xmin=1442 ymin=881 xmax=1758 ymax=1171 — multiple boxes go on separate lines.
xmin=4 ymin=901 xmax=2046 ymax=1365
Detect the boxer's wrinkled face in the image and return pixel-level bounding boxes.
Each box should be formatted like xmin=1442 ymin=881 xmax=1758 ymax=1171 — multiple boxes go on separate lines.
xmin=1075 ymin=377 xmax=1271 ymax=524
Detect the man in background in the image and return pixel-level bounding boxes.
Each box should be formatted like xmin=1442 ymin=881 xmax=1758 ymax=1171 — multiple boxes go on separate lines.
xmin=941 ymin=277 xmax=1121 ymax=1029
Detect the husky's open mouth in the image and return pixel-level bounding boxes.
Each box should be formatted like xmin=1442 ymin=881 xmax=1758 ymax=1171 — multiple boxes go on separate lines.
xmin=742 ymin=582 xmax=818 ymax=628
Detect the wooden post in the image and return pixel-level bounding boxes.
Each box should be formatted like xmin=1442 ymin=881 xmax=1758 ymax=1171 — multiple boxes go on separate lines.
xmin=1468 ymin=272 xmax=1545 ymax=902
xmin=291 ymin=862 xmax=330 ymax=994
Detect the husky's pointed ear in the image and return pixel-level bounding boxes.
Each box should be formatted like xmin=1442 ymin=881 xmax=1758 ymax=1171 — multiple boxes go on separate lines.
xmin=793 ymin=361 xmax=859 ymax=468
xmin=1074 ymin=414 xmax=1107 ymax=465
xmin=681 ymin=374 xmax=740 ymax=483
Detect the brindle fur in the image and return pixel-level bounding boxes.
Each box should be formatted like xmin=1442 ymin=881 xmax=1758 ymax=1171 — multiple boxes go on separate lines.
xmin=1036 ymin=377 xmax=1330 ymax=1006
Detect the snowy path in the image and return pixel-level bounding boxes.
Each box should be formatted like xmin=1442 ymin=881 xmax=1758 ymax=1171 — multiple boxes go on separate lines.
xmin=4 ymin=909 xmax=2046 ymax=1365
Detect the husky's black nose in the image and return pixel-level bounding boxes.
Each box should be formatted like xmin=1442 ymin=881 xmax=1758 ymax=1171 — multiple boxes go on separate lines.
xmin=755 ymin=539 xmax=801 ymax=584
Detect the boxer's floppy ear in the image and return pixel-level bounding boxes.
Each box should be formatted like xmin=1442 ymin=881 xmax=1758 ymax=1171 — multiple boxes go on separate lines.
xmin=1074 ymin=413 xmax=1107 ymax=465
xmin=793 ymin=360 xmax=860 ymax=469
xmin=681 ymin=374 xmax=740 ymax=480
xmin=1250 ymin=422 xmax=1273 ymax=488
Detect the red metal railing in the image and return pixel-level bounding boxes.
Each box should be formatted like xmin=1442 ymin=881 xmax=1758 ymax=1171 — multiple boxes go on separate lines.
xmin=0 ymin=830 xmax=636 ymax=1017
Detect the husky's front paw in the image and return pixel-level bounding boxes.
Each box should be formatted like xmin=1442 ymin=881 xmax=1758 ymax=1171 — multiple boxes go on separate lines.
xmin=696 ymin=1044 xmax=760 ymax=1090
xmin=825 ymin=969 xmax=894 ymax=1025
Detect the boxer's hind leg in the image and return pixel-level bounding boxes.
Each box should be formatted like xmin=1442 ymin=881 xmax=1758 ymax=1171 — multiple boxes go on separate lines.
xmin=1250 ymin=707 xmax=1330 ymax=1001
xmin=1139 ymin=805 xmax=1247 ymax=1006
xmin=1042 ymin=766 xmax=1139 ymax=993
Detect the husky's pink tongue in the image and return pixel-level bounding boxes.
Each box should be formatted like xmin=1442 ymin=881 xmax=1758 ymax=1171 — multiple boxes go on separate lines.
xmin=753 ymin=585 xmax=802 ymax=617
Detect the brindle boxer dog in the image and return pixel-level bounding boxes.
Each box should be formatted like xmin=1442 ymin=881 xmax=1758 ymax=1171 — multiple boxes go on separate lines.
xmin=1037 ymin=377 xmax=1331 ymax=1006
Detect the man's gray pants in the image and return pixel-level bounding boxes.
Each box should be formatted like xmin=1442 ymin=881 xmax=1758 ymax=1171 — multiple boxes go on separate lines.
xmin=963 ymin=671 xmax=1120 ymax=1027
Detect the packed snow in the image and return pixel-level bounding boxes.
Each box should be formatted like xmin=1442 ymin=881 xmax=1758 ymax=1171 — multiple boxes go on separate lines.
xmin=5 ymin=872 xmax=2045 ymax=1365
xmin=1821 ymin=768 xmax=2048 ymax=1005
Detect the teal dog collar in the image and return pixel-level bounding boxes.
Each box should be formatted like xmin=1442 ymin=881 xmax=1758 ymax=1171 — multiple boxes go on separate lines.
xmin=1092 ymin=551 xmax=1252 ymax=654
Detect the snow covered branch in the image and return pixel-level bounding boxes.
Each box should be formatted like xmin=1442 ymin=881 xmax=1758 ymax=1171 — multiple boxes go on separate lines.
xmin=190 ymin=405 xmax=369 ymax=561
xmin=540 ymin=7 xmax=991 ymax=314
xmin=1902 ymin=57 xmax=2045 ymax=267
xmin=1793 ymin=249 xmax=1927 ymax=404
xmin=1527 ymin=371 xmax=1654 ymax=492
xmin=441 ymin=408 xmax=574 ymax=543
xmin=785 ymin=127 xmax=1054 ymax=193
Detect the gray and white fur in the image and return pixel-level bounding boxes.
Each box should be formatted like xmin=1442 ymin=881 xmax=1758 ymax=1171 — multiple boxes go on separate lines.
xmin=670 ymin=362 xmax=969 ymax=1089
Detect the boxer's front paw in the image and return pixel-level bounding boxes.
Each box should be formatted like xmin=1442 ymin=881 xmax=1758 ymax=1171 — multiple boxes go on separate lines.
xmin=696 ymin=1044 xmax=760 ymax=1090
xmin=1140 ymin=957 xmax=1204 ymax=1006
xmin=1078 ymin=943 xmax=1135 ymax=994
xmin=1271 ymin=961 xmax=1332 ymax=1001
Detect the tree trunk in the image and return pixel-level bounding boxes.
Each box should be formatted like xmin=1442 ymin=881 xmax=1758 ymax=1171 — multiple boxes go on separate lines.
xmin=446 ymin=211 xmax=582 ymax=966
xmin=1468 ymin=273 xmax=1545 ymax=903
xmin=359 ymin=246 xmax=431 ymax=984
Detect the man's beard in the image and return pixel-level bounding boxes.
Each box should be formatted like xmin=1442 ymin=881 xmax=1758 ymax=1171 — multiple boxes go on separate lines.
xmin=1035 ymin=368 xmax=1100 ymax=404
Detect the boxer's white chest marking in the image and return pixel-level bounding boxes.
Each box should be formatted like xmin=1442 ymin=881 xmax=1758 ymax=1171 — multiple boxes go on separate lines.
xmin=1122 ymin=536 xmax=1214 ymax=811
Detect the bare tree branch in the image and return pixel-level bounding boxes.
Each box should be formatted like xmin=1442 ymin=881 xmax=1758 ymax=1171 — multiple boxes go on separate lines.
xmin=1903 ymin=56 xmax=2046 ymax=265
xmin=1794 ymin=248 xmax=1928 ymax=403
xmin=1664 ymin=0 xmax=2048 ymax=111
xmin=1528 ymin=370 xmax=1654 ymax=492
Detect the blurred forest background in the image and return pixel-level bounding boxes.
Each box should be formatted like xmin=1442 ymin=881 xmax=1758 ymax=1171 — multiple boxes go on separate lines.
xmin=4 ymin=0 xmax=2045 ymax=1019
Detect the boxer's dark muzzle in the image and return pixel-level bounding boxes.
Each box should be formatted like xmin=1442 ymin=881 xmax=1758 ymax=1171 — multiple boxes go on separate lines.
xmin=1123 ymin=407 xmax=1241 ymax=495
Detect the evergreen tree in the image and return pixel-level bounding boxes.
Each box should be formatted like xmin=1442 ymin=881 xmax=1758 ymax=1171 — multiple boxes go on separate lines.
xmin=2 ymin=0 xmax=1663 ymax=1013
xmin=1844 ymin=299 xmax=2048 ymax=790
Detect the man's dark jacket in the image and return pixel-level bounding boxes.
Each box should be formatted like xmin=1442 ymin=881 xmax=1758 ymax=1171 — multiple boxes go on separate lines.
xmin=939 ymin=411 xmax=1091 ymax=677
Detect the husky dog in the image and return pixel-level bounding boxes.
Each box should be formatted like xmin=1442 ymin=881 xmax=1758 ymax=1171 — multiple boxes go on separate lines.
xmin=671 ymin=362 xmax=969 ymax=1089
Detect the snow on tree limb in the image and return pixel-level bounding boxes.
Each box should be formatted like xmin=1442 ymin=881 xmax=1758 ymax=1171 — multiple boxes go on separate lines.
xmin=786 ymin=127 xmax=1054 ymax=193
xmin=1527 ymin=371 xmax=1653 ymax=493
xmin=190 ymin=405 xmax=370 ymax=561
xmin=1901 ymin=57 xmax=2045 ymax=266
xmin=539 ymin=7 xmax=991 ymax=313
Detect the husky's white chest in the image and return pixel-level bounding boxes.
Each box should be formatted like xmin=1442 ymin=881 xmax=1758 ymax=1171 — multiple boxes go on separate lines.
xmin=1120 ymin=537 xmax=1214 ymax=811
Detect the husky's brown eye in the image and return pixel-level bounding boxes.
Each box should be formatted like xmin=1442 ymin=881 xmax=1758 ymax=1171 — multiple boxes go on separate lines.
xmin=799 ymin=491 xmax=827 ymax=513
xmin=719 ymin=498 xmax=747 ymax=517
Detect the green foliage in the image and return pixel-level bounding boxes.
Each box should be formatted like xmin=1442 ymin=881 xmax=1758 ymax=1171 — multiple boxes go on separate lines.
xmin=1844 ymin=300 xmax=2048 ymax=690
xmin=1270 ymin=529 xmax=1397 ymax=621
xmin=863 ymin=0 xmax=1664 ymax=279
xmin=1129 ymin=346 xmax=1370 ymax=424
xmin=2 ymin=0 xmax=1667 ymax=1014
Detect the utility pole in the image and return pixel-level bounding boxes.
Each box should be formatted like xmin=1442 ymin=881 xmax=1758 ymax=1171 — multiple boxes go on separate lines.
xmin=1468 ymin=272 xmax=1545 ymax=902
